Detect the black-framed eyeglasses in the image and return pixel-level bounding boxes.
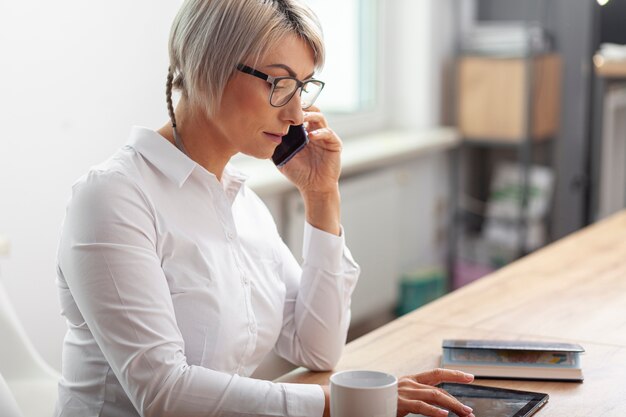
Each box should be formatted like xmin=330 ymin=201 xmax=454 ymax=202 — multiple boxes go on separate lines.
xmin=236 ymin=64 xmax=325 ymax=109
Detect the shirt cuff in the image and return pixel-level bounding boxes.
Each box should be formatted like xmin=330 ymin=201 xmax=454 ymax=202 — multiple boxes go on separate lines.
xmin=282 ymin=383 xmax=325 ymax=417
xmin=302 ymin=222 xmax=345 ymax=272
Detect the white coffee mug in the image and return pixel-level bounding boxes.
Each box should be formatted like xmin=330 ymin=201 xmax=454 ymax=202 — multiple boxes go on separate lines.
xmin=330 ymin=370 xmax=398 ymax=417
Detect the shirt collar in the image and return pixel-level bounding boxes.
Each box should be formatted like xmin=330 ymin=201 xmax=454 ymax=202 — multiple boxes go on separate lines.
xmin=222 ymin=163 xmax=249 ymax=202
xmin=127 ymin=126 xmax=195 ymax=188
xmin=126 ymin=126 xmax=249 ymax=200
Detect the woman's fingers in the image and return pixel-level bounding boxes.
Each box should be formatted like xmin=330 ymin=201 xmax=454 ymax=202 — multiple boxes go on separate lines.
xmin=303 ymin=109 xmax=328 ymax=130
xmin=400 ymin=398 xmax=475 ymax=417
xmin=399 ymin=379 xmax=473 ymax=417
xmin=307 ymin=127 xmax=342 ymax=152
xmin=397 ymin=372 xmax=475 ymax=417
xmin=400 ymin=378 xmax=446 ymax=395
xmin=411 ymin=368 xmax=474 ymax=386
xmin=290 ymin=106 xmax=340 ymax=151
xmin=399 ymin=399 xmax=450 ymax=417
xmin=408 ymin=384 xmax=473 ymax=417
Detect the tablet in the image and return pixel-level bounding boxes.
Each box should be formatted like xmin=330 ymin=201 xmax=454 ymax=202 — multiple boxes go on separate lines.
xmin=408 ymin=383 xmax=549 ymax=417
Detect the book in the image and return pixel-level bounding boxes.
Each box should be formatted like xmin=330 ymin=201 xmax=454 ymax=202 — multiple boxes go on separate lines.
xmin=441 ymin=339 xmax=584 ymax=382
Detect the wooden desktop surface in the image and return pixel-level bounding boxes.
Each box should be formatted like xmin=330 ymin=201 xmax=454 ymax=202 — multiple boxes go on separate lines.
xmin=277 ymin=211 xmax=626 ymax=416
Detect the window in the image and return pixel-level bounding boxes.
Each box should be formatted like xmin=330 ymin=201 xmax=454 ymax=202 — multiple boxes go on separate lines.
xmin=307 ymin=0 xmax=379 ymax=118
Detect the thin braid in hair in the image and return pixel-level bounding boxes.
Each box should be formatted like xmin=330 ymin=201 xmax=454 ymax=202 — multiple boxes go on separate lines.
xmin=166 ymin=66 xmax=177 ymax=128
xmin=166 ymin=66 xmax=188 ymax=155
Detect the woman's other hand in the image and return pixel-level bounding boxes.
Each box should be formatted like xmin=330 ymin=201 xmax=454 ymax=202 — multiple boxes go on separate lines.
xmin=397 ymin=369 xmax=475 ymax=417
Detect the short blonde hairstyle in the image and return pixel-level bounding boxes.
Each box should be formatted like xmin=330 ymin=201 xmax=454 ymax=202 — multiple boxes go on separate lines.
xmin=166 ymin=0 xmax=325 ymax=123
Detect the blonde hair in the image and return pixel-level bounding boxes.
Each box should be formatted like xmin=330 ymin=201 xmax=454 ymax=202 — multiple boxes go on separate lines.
xmin=165 ymin=0 xmax=325 ymax=126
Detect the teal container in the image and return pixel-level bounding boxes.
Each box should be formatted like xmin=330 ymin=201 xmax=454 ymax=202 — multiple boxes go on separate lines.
xmin=395 ymin=268 xmax=446 ymax=316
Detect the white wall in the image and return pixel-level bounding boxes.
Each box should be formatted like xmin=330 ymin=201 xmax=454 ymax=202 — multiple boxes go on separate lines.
xmin=385 ymin=0 xmax=457 ymax=129
xmin=0 ymin=1 xmax=457 ymax=372
xmin=0 ymin=1 xmax=181 ymax=370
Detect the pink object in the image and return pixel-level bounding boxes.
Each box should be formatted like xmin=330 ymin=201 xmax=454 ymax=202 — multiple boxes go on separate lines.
xmin=453 ymin=261 xmax=495 ymax=289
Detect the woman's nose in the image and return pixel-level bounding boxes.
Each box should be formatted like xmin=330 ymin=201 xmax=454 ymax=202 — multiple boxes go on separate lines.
xmin=280 ymin=92 xmax=305 ymax=125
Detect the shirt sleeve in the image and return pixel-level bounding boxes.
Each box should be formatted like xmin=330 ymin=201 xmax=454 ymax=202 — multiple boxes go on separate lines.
xmin=58 ymin=171 xmax=325 ymax=417
xmin=273 ymin=221 xmax=361 ymax=371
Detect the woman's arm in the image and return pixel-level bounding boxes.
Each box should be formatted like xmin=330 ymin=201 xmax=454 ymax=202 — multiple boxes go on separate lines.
xmin=59 ymin=171 xmax=324 ymax=417
xmin=273 ymin=107 xmax=359 ymax=369
xmin=301 ymin=187 xmax=341 ymax=237
xmin=279 ymin=107 xmax=342 ymax=237
xmin=272 ymin=222 xmax=359 ymax=371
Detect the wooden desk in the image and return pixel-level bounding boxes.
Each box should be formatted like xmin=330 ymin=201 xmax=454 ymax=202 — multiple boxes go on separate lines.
xmin=278 ymin=211 xmax=626 ymax=416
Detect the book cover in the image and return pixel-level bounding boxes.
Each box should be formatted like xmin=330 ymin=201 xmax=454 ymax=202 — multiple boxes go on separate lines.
xmin=441 ymin=339 xmax=584 ymax=382
xmin=442 ymin=339 xmax=585 ymax=353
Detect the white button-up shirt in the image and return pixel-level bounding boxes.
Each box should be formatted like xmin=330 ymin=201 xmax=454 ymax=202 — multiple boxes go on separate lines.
xmin=55 ymin=127 xmax=360 ymax=417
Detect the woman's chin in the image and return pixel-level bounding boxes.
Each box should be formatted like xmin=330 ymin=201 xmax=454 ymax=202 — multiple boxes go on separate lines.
xmin=239 ymin=146 xmax=277 ymax=162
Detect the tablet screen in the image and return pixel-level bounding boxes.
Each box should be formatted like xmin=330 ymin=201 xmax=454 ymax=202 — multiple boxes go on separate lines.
xmin=407 ymin=383 xmax=548 ymax=417
xmin=439 ymin=383 xmax=548 ymax=417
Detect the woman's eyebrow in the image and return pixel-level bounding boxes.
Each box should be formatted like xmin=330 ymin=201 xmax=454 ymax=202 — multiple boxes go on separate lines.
xmin=265 ymin=63 xmax=315 ymax=79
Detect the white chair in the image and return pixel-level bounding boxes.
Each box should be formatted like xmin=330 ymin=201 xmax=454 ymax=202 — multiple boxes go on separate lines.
xmin=0 ymin=280 xmax=59 ymax=417
xmin=0 ymin=371 xmax=23 ymax=417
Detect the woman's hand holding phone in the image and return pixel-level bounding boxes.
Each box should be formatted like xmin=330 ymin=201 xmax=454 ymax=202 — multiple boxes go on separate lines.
xmin=278 ymin=106 xmax=342 ymax=195
xmin=279 ymin=106 xmax=342 ymax=236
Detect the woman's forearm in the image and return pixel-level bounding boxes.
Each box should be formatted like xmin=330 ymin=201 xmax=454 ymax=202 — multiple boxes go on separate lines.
xmin=302 ymin=188 xmax=341 ymax=236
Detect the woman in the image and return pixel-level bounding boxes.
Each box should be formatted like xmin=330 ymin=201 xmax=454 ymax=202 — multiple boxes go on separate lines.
xmin=55 ymin=1 xmax=476 ymax=416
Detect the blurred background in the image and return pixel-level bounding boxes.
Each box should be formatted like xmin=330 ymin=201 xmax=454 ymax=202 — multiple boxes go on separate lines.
xmin=1 ymin=0 xmax=625 ymax=403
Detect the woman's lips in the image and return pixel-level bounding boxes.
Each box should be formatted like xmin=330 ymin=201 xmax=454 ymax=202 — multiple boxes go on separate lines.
xmin=263 ymin=132 xmax=283 ymax=144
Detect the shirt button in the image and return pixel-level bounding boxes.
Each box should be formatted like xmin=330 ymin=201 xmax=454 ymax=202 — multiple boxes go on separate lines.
xmin=249 ymin=323 xmax=256 ymax=333
xmin=226 ymin=231 xmax=234 ymax=240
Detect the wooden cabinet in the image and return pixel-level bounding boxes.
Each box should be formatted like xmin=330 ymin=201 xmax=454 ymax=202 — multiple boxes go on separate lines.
xmin=457 ymin=54 xmax=561 ymax=142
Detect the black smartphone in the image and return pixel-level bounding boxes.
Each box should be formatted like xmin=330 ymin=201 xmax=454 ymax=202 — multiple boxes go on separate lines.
xmin=272 ymin=124 xmax=309 ymax=167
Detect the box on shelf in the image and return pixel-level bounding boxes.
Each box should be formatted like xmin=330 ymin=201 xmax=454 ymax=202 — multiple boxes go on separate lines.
xmin=457 ymin=54 xmax=561 ymax=142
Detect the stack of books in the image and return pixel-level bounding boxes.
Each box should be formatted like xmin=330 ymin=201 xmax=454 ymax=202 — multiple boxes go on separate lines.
xmin=441 ymin=339 xmax=584 ymax=382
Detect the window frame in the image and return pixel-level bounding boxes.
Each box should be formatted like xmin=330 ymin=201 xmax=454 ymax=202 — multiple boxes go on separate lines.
xmin=314 ymin=0 xmax=390 ymax=138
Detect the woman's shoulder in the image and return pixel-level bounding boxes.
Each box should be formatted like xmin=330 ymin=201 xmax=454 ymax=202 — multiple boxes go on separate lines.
xmin=72 ymin=146 xmax=142 ymax=192
xmin=60 ymin=148 xmax=157 ymax=252
xmin=69 ymin=147 xmax=151 ymax=212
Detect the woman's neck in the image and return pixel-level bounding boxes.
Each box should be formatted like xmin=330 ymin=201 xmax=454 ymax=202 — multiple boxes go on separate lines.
xmin=157 ymin=99 xmax=234 ymax=181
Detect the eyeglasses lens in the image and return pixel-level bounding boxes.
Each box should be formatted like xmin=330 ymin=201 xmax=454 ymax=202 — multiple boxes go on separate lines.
xmin=270 ymin=79 xmax=323 ymax=109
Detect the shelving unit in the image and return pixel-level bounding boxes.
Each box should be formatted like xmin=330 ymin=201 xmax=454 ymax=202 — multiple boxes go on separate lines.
xmin=447 ymin=50 xmax=562 ymax=289
xmin=589 ymin=54 xmax=626 ymax=222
